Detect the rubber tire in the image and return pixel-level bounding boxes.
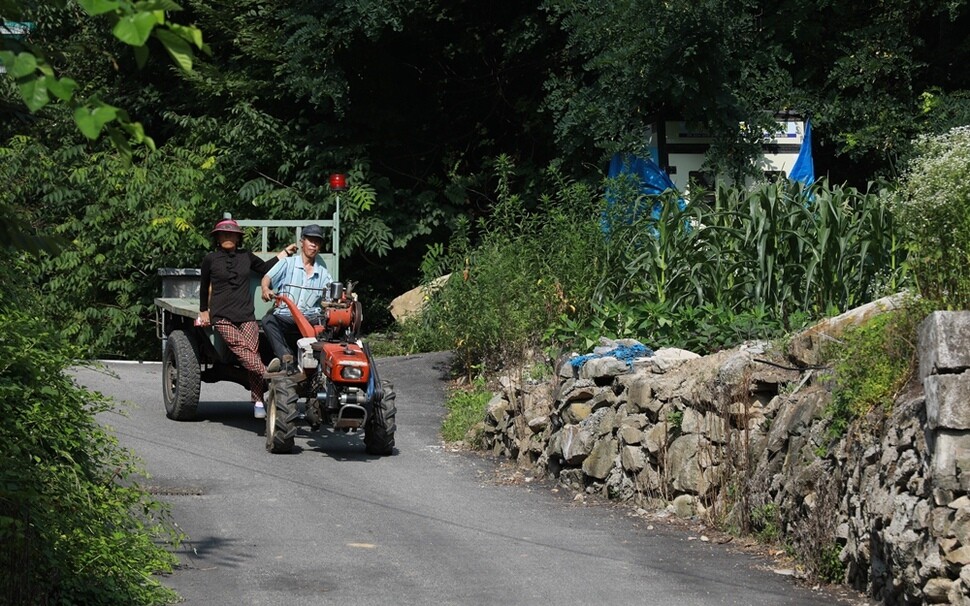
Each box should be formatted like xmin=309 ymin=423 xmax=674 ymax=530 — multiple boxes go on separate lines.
xmin=364 ymin=380 xmax=397 ymax=456
xmin=163 ymin=330 xmax=201 ymax=421
xmin=266 ymin=377 xmax=299 ymax=454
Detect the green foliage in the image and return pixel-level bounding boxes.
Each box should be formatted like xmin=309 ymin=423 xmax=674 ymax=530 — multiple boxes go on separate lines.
xmin=666 ymin=410 xmax=684 ymax=433
xmin=4 ymin=0 xmax=965 ymax=361
xmin=750 ymin=503 xmax=781 ymax=543
xmin=544 ymin=0 xmax=970 ymax=181
xmin=816 ymin=543 xmax=846 ymax=584
xmin=825 ymin=299 xmax=930 ymax=437
xmin=0 ymin=278 xmax=180 ymax=603
xmin=0 ymin=0 xmax=208 ymax=154
xmin=543 ymin=178 xmax=904 ymax=356
xmin=413 ymin=170 xmax=907 ymax=372
xmin=543 ymin=0 xmax=784 ymax=174
xmin=0 ymin=137 xmax=220 ymax=357
xmin=551 ymin=300 xmax=793 ymax=355
xmin=441 ymin=378 xmax=493 ymax=444
xmin=411 ymin=159 xmax=605 ymax=376
xmin=894 ymin=126 xmax=970 ymax=309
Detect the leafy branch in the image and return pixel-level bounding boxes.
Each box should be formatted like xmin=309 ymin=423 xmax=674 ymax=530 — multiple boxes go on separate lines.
xmin=0 ymin=0 xmax=208 ymax=154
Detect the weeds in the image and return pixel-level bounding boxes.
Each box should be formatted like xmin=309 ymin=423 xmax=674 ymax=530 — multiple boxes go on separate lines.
xmin=817 ymin=543 xmax=846 ymax=583
xmin=412 ymin=163 xmax=908 ymax=375
xmin=441 ymin=378 xmax=494 ymax=445
xmin=751 ymin=503 xmax=781 ymax=542
xmin=894 ymin=126 xmax=970 ymax=310
xmin=825 ymin=297 xmax=930 ymax=437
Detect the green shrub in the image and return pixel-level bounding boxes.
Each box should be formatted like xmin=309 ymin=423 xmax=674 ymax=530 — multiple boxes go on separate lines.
xmin=542 ymin=177 xmax=905 ymax=355
xmin=0 ymin=309 xmax=181 ymax=605
xmin=825 ymin=298 xmax=930 ymax=437
xmin=414 ymin=161 xmax=907 ymax=374
xmin=817 ymin=543 xmax=846 ymax=584
xmin=750 ymin=503 xmax=781 ymax=543
xmin=414 ymin=159 xmax=606 ymax=377
xmin=895 ymin=125 xmax=970 ymax=309
xmin=0 ymin=138 xmax=220 ymax=359
xmin=441 ymin=379 xmax=493 ymax=444
xmin=548 ymin=298 xmax=794 ymax=356
xmin=0 ymin=221 xmax=180 ymax=604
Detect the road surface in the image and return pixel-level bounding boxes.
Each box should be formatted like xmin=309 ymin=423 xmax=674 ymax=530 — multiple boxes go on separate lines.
xmin=74 ymin=352 xmax=867 ymax=606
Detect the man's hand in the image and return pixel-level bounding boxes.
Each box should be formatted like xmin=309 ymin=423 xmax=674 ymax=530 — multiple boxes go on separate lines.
xmin=197 ymin=310 xmax=210 ymax=326
xmin=260 ymin=272 xmax=276 ymax=302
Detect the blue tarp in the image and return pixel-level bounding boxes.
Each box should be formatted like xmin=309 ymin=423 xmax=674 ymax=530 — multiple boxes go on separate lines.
xmin=604 ymin=153 xmax=685 ymax=233
xmin=607 ymin=153 xmax=684 ymax=219
xmin=569 ymin=343 xmax=654 ymax=369
xmin=608 ymin=154 xmax=678 ymax=199
xmin=789 ymin=119 xmax=815 ymax=185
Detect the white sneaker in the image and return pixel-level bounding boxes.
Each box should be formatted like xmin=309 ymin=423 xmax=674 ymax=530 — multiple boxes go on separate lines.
xmin=254 ymin=403 xmax=266 ymax=419
xmin=266 ymin=358 xmax=281 ymax=373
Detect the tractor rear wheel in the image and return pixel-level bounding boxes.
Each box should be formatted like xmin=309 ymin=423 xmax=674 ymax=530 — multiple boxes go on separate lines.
xmin=364 ymin=380 xmax=396 ymax=456
xmin=266 ymin=377 xmax=299 ymax=454
xmin=163 ymin=330 xmax=201 ymax=421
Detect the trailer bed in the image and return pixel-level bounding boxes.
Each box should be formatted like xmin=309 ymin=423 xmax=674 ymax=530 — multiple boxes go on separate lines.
xmin=155 ymin=297 xmax=200 ymax=319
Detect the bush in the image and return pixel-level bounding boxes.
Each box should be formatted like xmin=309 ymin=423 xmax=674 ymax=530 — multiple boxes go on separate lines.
xmin=412 ymin=159 xmax=606 ymax=377
xmin=0 ymin=239 xmax=180 ymax=605
xmin=0 ymin=138 xmax=222 ymax=359
xmin=825 ymin=297 xmax=931 ymax=437
xmin=441 ymin=379 xmax=493 ymax=444
xmin=411 ymin=163 xmax=907 ymax=371
xmin=895 ymin=125 xmax=970 ymax=309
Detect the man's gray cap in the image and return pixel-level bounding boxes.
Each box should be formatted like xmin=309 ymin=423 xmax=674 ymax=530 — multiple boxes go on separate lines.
xmin=302 ymin=224 xmax=325 ymax=239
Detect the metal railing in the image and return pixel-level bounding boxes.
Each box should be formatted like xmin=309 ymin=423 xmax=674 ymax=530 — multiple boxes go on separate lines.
xmin=227 ymin=207 xmax=340 ymax=281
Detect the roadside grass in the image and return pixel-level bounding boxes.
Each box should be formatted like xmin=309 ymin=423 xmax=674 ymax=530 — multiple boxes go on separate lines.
xmin=441 ymin=378 xmax=493 ymax=445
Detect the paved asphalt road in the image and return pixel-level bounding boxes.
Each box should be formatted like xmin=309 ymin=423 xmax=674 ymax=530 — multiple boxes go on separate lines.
xmin=74 ymin=352 xmax=869 ymax=606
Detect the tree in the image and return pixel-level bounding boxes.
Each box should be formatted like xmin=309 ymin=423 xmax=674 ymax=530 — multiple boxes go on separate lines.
xmin=0 ymin=197 xmax=183 ymax=601
xmin=542 ymin=0 xmax=791 ymax=178
xmin=541 ymin=0 xmax=970 ymax=184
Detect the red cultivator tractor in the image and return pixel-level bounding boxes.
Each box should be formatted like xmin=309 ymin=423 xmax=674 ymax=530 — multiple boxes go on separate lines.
xmin=156 ymin=207 xmax=396 ymax=456
xmin=263 ymin=282 xmax=397 ymax=455
xmin=156 ymin=238 xmax=396 ymax=455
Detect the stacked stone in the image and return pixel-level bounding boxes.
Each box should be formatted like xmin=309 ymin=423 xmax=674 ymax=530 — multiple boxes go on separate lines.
xmin=915 ymin=312 xmax=970 ymax=604
xmin=483 ymin=338 xmax=797 ymax=506
xmin=477 ymin=310 xmax=970 ymax=604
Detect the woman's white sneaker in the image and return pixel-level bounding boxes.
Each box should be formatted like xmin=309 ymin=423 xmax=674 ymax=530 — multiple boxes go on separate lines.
xmin=254 ymin=402 xmax=266 ymax=419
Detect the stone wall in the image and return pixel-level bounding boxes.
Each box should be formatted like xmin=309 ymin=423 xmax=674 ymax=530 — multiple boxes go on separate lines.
xmin=479 ymin=310 xmax=970 ymax=605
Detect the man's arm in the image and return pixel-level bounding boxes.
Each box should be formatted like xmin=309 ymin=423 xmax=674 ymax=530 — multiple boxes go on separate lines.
xmin=261 ymin=255 xmax=289 ymax=302
xmin=260 ymin=271 xmax=275 ymax=302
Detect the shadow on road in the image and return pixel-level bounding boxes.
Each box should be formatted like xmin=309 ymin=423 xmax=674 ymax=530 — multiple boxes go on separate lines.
xmin=188 ymin=399 xmax=395 ymax=460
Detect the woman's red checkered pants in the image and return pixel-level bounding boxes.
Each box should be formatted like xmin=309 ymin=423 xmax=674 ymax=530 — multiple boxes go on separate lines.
xmin=213 ymin=319 xmax=266 ymax=403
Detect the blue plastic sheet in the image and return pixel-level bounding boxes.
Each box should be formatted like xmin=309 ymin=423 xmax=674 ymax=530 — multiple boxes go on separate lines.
xmin=604 ymin=153 xmax=687 ymax=236
xmin=569 ymin=343 xmax=654 ymax=369
xmin=789 ymin=119 xmax=815 ymax=186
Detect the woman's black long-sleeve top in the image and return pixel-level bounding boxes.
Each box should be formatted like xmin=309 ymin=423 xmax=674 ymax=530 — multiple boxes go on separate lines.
xmin=199 ymin=249 xmax=280 ymax=324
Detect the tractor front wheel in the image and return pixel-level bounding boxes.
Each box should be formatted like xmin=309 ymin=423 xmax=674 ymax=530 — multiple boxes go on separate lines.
xmin=266 ymin=377 xmax=299 ymax=454
xmin=364 ymin=380 xmax=396 ymax=456
xmin=163 ymin=330 xmax=201 ymax=421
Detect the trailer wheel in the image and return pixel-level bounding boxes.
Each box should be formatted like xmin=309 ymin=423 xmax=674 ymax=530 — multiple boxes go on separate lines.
xmin=364 ymin=380 xmax=396 ymax=456
xmin=266 ymin=377 xmax=299 ymax=454
xmin=163 ymin=330 xmax=201 ymax=421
